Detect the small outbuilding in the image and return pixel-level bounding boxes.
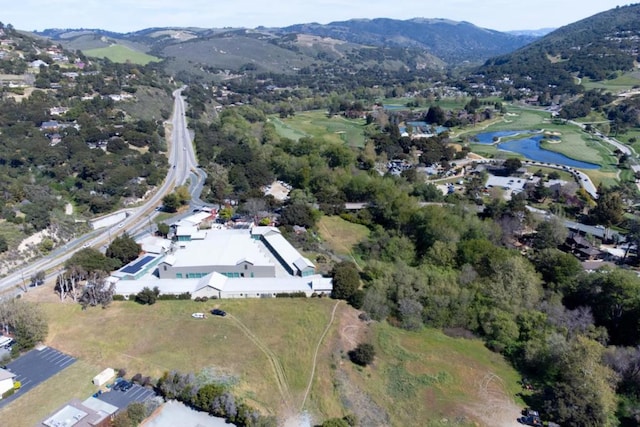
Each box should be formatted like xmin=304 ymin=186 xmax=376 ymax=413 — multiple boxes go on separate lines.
xmin=92 ymin=368 xmax=115 ymax=387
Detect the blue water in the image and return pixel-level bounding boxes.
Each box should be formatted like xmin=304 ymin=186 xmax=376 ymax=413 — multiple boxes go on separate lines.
xmin=474 ymin=131 xmax=600 ymax=170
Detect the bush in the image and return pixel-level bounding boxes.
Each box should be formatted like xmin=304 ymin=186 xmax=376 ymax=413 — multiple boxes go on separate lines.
xmin=275 ymin=292 xmax=307 ymax=298
xmin=112 ymin=294 xmax=126 ymax=301
xmin=117 ymin=368 xmax=127 ymax=378
xmin=132 ymin=373 xmax=143 ymax=384
xmin=157 ymin=292 xmax=191 ymax=300
xmin=349 ymin=343 xmax=376 ymax=367
xmin=2 ymin=388 xmax=14 ymax=399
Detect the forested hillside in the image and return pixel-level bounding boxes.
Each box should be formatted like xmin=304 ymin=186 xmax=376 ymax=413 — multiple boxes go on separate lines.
xmin=480 ymin=4 xmax=640 ymax=95
xmin=0 ymin=23 xmax=172 ymax=256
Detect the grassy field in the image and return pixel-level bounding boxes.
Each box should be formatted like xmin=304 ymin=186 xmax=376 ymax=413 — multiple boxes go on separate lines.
xmin=317 ymin=216 xmax=369 ymax=260
xmin=343 ymin=323 xmax=523 ymax=426
xmin=582 ymin=73 xmax=640 ymax=92
xmin=5 ymin=297 xmax=526 ymax=425
xmin=84 ymin=45 xmax=161 ymax=65
xmin=270 ymin=111 xmax=367 ymax=147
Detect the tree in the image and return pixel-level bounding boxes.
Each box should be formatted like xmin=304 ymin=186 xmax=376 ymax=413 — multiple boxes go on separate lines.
xmin=162 ymin=193 xmax=180 ymax=213
xmin=503 ymin=157 xmax=522 ymax=175
xmin=331 ymin=262 xmax=360 ymax=302
xmin=532 ymin=218 xmax=568 ymax=250
xmin=545 ymin=336 xmax=617 ymax=427
xmin=157 ymin=222 xmax=170 ymax=238
xmin=279 ymin=202 xmax=317 ymax=228
xmin=30 ymin=270 xmax=45 ymax=287
xmin=591 ymin=187 xmax=624 ymax=227
xmin=349 ymin=342 xmax=376 ymax=366
xmin=0 ymin=299 xmax=48 ymax=351
xmin=106 ymin=233 xmax=142 ymax=268
xmin=66 ymin=248 xmax=118 ymax=274
xmin=135 ymin=287 xmax=160 ymax=305
xmin=79 ymin=272 xmax=115 ymax=309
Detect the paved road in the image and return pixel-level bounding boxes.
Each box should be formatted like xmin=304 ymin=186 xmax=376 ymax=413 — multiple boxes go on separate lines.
xmin=0 ymin=87 xmax=203 ymax=296
xmin=0 ymin=347 xmax=76 ymax=408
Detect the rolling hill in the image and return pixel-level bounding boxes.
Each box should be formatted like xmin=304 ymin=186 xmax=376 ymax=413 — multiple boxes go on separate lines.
xmin=33 ymin=17 xmax=540 ymax=78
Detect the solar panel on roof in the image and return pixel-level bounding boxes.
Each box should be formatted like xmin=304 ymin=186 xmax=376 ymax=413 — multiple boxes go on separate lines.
xmin=120 ymin=255 xmax=155 ymax=275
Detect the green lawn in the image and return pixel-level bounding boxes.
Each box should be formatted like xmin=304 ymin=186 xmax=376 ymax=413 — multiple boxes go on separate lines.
xmin=84 ymin=45 xmax=161 ymax=65
xmin=270 ymin=111 xmax=367 ymax=147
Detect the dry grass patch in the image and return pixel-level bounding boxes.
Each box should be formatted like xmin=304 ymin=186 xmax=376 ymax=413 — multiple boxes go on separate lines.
xmin=42 ymin=299 xmax=338 ymax=415
xmin=318 ymin=216 xmax=369 ymax=258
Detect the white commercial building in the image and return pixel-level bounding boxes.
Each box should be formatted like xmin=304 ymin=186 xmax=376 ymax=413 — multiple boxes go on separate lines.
xmin=112 ymin=224 xmax=332 ymax=298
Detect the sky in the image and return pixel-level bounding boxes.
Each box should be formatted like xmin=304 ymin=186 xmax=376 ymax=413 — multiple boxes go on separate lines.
xmin=2 ymin=0 xmax=632 ymax=33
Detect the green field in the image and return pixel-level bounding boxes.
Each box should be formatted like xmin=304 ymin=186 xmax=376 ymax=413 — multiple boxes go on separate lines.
xmin=270 ymin=111 xmax=367 ymax=147
xmin=582 ymin=73 xmax=640 ymax=92
xmin=84 ymin=45 xmax=161 ymax=65
xmin=3 ymin=299 xmax=525 ymax=425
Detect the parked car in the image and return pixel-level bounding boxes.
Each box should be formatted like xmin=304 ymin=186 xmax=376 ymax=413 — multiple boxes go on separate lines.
xmin=518 ymin=415 xmax=542 ymax=426
xmin=211 ymin=309 xmax=227 ymax=317
xmin=120 ymin=381 xmax=133 ymax=391
xmin=192 ymin=312 xmax=206 ymax=319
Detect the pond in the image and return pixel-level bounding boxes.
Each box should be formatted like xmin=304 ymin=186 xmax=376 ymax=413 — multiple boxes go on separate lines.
xmin=473 ymin=131 xmax=600 ymax=170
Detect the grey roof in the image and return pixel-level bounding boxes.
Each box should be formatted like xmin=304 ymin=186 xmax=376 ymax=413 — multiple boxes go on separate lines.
xmin=262 ymin=232 xmax=315 ymax=274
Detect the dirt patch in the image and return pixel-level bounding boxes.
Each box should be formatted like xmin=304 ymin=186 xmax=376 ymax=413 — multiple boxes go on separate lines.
xmin=461 ymin=372 xmax=522 ymax=426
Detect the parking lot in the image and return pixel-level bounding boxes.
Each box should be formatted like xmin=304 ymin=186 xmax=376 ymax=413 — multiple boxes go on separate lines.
xmin=0 ymin=346 xmax=76 ymax=408
xmin=96 ymin=383 xmax=155 ymax=409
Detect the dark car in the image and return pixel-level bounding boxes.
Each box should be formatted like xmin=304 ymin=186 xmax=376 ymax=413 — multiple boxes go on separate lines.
xmin=120 ymin=381 xmax=133 ymax=391
xmin=518 ymin=416 xmax=542 ymax=426
xmin=211 ymin=309 xmax=227 ymax=317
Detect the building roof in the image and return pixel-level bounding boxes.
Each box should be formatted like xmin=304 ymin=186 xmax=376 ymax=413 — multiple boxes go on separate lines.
xmin=0 ymin=367 xmax=15 ymax=381
xmin=250 ymin=226 xmax=280 ymax=236
xmin=40 ymin=399 xmax=109 ymax=427
xmin=262 ymin=232 xmax=315 ymax=274
xmin=195 ymin=272 xmax=228 ymax=291
xmin=163 ymin=228 xmax=273 ymax=268
xmin=114 ymin=273 xmax=332 ymax=296
xmin=81 ymin=397 xmax=118 ymax=416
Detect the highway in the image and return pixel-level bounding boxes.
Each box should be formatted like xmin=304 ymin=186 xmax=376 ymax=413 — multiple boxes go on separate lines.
xmin=0 ymin=87 xmax=200 ymax=295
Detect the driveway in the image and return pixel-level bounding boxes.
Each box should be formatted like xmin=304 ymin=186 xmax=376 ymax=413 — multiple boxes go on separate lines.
xmin=0 ymin=346 xmax=76 ymax=408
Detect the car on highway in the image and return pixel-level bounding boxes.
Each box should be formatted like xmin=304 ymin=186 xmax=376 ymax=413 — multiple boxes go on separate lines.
xmin=211 ymin=309 xmax=227 ymax=317
xmin=118 ymin=223 xmax=124 ymax=228
xmin=82 ymin=243 xmax=90 ymax=249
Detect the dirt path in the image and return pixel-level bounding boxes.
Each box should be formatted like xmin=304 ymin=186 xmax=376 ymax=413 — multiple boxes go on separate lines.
xmin=228 ymin=314 xmax=293 ymax=409
xmin=300 ymin=301 xmax=340 ymax=410
xmin=463 ymin=372 xmax=522 ymax=426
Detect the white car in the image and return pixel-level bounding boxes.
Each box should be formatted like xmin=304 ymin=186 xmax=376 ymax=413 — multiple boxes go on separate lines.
xmin=118 ymin=223 xmax=124 ymax=228
xmin=192 ymin=313 xmax=206 ymax=319
xmin=82 ymin=243 xmax=90 ymax=249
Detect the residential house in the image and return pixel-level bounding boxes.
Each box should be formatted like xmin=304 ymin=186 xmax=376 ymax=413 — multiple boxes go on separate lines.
xmin=40 ymin=120 xmax=59 ymax=131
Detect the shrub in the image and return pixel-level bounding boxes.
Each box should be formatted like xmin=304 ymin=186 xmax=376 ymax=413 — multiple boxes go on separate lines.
xmin=2 ymin=388 xmax=14 ymax=399
xmin=349 ymin=343 xmax=376 ymax=367
xmin=132 ymin=373 xmax=143 ymax=384
xmin=112 ymin=294 xmax=126 ymax=301
xmin=275 ymin=292 xmax=307 ymax=298
xmin=117 ymin=368 xmax=127 ymax=378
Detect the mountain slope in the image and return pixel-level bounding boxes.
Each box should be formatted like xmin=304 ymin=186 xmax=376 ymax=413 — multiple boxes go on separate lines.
xmin=480 ymin=4 xmax=640 ymax=92
xmin=282 ymin=18 xmax=536 ymax=64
